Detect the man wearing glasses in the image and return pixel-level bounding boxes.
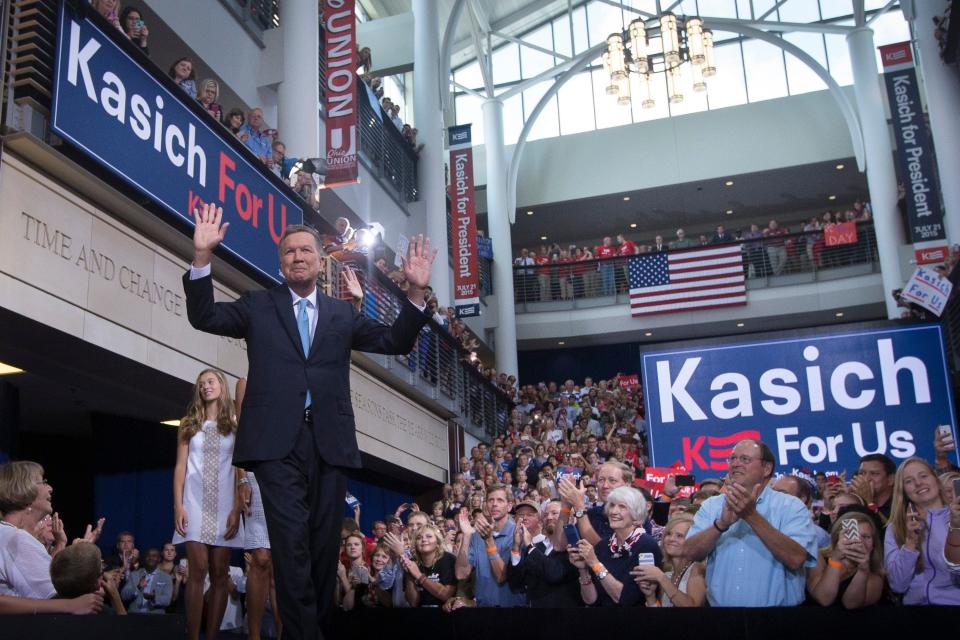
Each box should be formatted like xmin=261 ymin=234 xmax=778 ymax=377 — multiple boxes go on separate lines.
xmin=684 ymin=439 xmax=819 ymax=606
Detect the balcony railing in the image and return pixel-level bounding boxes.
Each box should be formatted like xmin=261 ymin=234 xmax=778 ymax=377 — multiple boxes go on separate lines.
xmin=512 ymin=222 xmax=879 ymax=310
xmin=324 ymin=255 xmax=513 ymax=440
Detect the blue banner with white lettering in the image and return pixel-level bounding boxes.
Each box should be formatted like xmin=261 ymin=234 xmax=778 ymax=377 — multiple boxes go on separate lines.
xmin=51 ymin=1 xmax=300 ymax=282
xmin=641 ymin=325 xmax=959 ymax=476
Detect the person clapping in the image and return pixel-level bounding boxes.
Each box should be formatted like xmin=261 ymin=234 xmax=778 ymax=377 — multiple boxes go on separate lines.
xmin=806 ymin=512 xmax=884 ymax=608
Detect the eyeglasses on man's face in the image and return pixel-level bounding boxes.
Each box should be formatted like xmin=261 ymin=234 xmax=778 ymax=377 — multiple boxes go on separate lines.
xmin=727 ymin=454 xmax=760 ymax=466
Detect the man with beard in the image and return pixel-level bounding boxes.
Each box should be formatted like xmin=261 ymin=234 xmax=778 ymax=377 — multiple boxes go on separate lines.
xmin=507 ymin=500 xmax=580 ymax=607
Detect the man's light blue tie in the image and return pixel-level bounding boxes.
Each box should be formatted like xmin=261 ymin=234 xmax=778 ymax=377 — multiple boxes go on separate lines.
xmin=297 ymin=298 xmax=312 ymax=408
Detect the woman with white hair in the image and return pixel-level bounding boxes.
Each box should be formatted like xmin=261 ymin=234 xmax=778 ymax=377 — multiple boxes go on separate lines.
xmin=568 ymin=486 xmax=661 ymax=606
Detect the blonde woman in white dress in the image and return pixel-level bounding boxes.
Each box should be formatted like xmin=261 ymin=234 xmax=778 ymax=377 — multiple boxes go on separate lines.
xmin=173 ymin=369 xmax=244 ymax=640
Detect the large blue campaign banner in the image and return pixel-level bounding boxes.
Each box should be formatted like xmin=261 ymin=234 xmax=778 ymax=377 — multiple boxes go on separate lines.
xmin=50 ymin=1 xmax=300 ymax=282
xmin=641 ymin=324 xmax=960 ymax=476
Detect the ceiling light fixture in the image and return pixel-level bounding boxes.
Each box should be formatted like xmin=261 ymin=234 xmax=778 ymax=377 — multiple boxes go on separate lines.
xmin=603 ymin=12 xmax=716 ymax=110
xmin=828 ymin=195 xmax=837 ymax=201
xmin=725 ymin=209 xmax=733 ymax=215
xmin=540 ymin=235 xmax=548 ymax=240
xmin=526 ymin=210 xmax=534 ymax=215
xmin=630 ymin=223 xmax=638 ymax=228
xmin=724 ymin=180 xmax=734 ymax=187
xmin=736 ymin=322 xmax=745 ymax=327
xmin=623 ymin=196 xmax=631 ymax=201
xmin=835 ymin=312 xmax=844 ymax=318
xmin=644 ymin=331 xmax=653 ymax=336
xmin=0 ymin=362 xmax=24 ymax=375
xmin=161 ymin=419 xmax=181 ymax=427
xmin=558 ymin=341 xmax=565 ymax=345
xmin=836 ymin=163 xmax=845 ymax=170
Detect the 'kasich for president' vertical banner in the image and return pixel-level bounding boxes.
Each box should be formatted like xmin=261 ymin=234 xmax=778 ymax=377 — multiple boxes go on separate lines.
xmin=50 ymin=0 xmax=300 ymax=283
xmin=641 ymin=325 xmax=959 ymax=477
xmin=880 ymin=42 xmax=947 ymax=266
xmin=448 ymin=124 xmax=480 ymax=318
xmin=323 ymin=0 xmax=359 ymax=187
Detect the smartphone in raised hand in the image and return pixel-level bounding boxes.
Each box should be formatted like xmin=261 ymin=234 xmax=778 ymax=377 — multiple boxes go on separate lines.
xmin=563 ymin=523 xmax=581 ymax=546
xmin=636 ymin=552 xmax=656 ymax=566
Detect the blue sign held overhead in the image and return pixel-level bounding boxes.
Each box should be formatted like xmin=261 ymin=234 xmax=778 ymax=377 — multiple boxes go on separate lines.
xmin=51 ymin=1 xmax=301 ymax=282
xmin=641 ymin=324 xmax=959 ymax=476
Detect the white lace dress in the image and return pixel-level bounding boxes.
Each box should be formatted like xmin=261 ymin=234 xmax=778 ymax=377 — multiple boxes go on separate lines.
xmin=243 ymin=472 xmax=271 ymax=550
xmin=173 ymin=420 xmax=244 ymax=548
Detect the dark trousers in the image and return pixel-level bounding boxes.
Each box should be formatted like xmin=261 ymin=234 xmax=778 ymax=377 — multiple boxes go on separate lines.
xmin=254 ymin=422 xmax=346 ymax=640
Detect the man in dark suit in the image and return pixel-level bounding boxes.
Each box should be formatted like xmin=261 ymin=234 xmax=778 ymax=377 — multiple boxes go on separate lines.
xmin=182 ymin=204 xmax=435 ymax=639
xmin=711 ymin=224 xmax=733 ymax=244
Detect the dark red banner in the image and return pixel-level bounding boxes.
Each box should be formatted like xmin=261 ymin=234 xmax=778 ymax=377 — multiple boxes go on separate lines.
xmin=323 ymin=0 xmax=358 ymax=187
xmin=448 ymin=124 xmax=480 ymax=317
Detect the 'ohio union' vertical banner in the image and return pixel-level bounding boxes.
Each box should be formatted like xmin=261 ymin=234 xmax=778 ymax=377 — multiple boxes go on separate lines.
xmin=448 ymin=124 xmax=480 ymax=318
xmin=641 ymin=325 xmax=960 ymax=476
xmin=880 ymin=42 xmax=947 ymax=266
xmin=50 ymin=1 xmax=299 ymax=283
xmin=323 ymin=0 xmax=359 ymax=187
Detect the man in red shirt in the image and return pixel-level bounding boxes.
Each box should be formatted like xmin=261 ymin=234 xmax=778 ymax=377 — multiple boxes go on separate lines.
xmin=763 ymin=219 xmax=790 ymax=275
xmin=594 ymin=237 xmax=617 ymax=296
xmin=534 ymin=252 xmax=552 ymax=301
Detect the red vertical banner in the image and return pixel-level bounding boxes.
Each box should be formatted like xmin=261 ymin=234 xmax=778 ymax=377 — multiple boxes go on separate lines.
xmin=448 ymin=124 xmax=480 ymax=318
xmin=323 ymin=0 xmax=358 ymax=187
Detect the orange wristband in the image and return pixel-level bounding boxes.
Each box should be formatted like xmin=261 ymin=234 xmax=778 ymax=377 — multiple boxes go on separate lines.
xmin=561 ymin=507 xmax=572 ymax=514
xmin=486 ymin=545 xmax=497 ymax=554
xmin=827 ymin=558 xmax=844 ymax=569
xmin=591 ymin=562 xmax=603 ymax=574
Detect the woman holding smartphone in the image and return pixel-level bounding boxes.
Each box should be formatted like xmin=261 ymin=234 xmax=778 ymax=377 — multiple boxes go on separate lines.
xmin=119 ymin=6 xmax=149 ymax=55
xmin=806 ymin=512 xmax=884 ymax=608
xmin=172 ymin=369 xmax=244 ymax=640
xmin=884 ymin=457 xmax=960 ymax=604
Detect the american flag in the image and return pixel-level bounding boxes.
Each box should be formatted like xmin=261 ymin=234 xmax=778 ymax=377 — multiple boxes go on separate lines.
xmin=628 ymin=246 xmax=746 ymax=316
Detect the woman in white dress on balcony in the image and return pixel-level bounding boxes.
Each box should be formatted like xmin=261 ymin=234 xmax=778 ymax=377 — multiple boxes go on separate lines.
xmin=173 ymin=369 xmax=243 ymax=640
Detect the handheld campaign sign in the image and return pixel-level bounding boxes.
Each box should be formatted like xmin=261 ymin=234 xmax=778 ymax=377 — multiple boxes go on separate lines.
xmin=641 ymin=324 xmax=959 ymax=475
xmin=51 ymin=2 xmax=301 ymax=283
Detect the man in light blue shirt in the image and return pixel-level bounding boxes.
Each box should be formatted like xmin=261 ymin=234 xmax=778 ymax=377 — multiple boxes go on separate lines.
xmin=685 ymin=439 xmax=819 ymax=607
xmin=455 ymin=484 xmax=527 ymax=607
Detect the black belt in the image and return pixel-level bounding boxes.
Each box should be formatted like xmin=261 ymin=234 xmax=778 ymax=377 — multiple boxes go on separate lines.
xmin=303 ymin=407 xmax=313 ymax=423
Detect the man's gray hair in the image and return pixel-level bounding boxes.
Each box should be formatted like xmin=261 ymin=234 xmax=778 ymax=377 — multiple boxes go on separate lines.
xmin=278 ymin=224 xmax=323 ymax=255
xmin=603 ymin=486 xmax=648 ymax=525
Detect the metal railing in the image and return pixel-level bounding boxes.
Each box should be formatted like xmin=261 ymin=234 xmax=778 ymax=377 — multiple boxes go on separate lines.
xmin=512 ymin=222 xmax=879 ymax=310
xmin=325 ymin=255 xmax=512 ymax=439
xmin=223 ymin=0 xmax=281 ymax=31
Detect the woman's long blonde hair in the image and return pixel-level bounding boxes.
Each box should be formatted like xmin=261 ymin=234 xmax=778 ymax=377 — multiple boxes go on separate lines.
xmin=888 ymin=457 xmax=945 ymax=572
xmin=178 ymin=368 xmax=236 ymax=439
xmin=412 ymin=523 xmax=445 ymax=568
xmin=660 ymin=513 xmax=694 ymax=572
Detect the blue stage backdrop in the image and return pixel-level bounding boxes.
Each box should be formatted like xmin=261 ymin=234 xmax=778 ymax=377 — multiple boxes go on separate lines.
xmin=51 ymin=1 xmax=300 ymax=283
xmin=641 ymin=323 xmax=960 ymax=476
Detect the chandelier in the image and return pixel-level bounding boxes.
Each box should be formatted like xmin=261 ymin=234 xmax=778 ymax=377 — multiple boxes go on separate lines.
xmin=602 ymin=12 xmax=716 ymax=108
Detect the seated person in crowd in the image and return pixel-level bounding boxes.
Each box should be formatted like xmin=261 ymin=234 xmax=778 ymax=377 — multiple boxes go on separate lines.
xmin=401 ymin=523 xmax=456 ymax=607
xmin=507 ymin=499 xmax=580 ymax=608
xmin=121 ymin=548 xmax=173 ymax=613
xmin=455 ymin=484 xmax=527 ymax=607
xmin=49 ymin=542 xmax=125 ymax=615
xmin=806 ymin=512 xmax=884 ymax=608
xmin=0 ymin=461 xmax=58 ymax=598
xmin=685 ymin=439 xmax=819 ymax=607
xmin=569 ymin=486 xmax=660 ymax=606
xmin=884 ymin=457 xmax=960 ymax=605
xmin=632 ymin=513 xmax=705 ymax=607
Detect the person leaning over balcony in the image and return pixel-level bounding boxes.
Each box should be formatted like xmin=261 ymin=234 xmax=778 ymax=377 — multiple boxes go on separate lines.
xmin=169 ymin=57 xmax=198 ymax=100
xmin=225 ymin=108 xmax=247 ymax=140
xmin=240 ymin=108 xmax=273 ymax=164
xmin=91 ymin=0 xmax=122 ymax=31
xmin=197 ymin=79 xmax=222 ymax=123
xmin=763 ymin=219 xmax=789 ymax=276
xmin=119 ymin=6 xmax=149 ymax=55
xmin=670 ymin=228 xmax=694 ymax=249
xmin=684 ymin=438 xmax=819 ymax=607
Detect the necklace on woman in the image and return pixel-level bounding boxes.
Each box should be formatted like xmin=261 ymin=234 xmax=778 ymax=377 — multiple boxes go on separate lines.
xmin=671 ymin=560 xmax=691 ymax=588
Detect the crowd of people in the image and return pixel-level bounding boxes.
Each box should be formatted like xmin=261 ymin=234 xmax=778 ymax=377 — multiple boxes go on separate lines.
xmin=3 ymin=372 xmax=958 ymax=629
xmin=356 ymin=47 xmax=424 ymax=158
xmin=513 ymin=203 xmax=875 ymax=302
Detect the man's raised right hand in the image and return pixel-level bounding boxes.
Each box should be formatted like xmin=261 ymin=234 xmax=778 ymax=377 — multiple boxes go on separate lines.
xmin=192 ymin=203 xmax=229 ymax=268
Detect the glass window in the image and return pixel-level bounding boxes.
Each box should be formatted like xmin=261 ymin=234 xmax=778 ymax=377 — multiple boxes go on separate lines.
xmin=777 ymin=0 xmax=821 ymax=23
xmin=554 ymin=6 xmax=591 ymax=56
xmin=742 ymin=37 xmax=788 ymax=102
xmin=749 ymin=0 xmax=779 ymax=20
xmin=522 ymin=81 xmax=560 ymax=141
xmin=705 ymin=37 xmax=747 ymax=109
xmin=669 ymin=73 xmax=709 ymax=117
xmin=631 ymin=71 xmax=669 ymax=122
xmin=696 ymin=0 xmax=738 ymax=19
xmin=492 ymin=44 xmax=521 ymax=85
xmin=587 ymin=2 xmax=624 ymax=47
xmin=823 ymin=32 xmax=853 ymax=86
xmin=558 ymin=70 xmax=596 ymax=135
xmin=783 ymin=32 xmax=828 ymax=95
xmin=553 ymin=13 xmax=573 ymax=58
xmin=735 ymin=0 xmax=753 ymax=19
xmin=455 ymin=94 xmax=485 ymax=145
xmin=519 ymin=24 xmax=556 ymax=78
xmin=455 ymin=61 xmax=484 ymax=92
xmin=870 ymin=10 xmax=910 ymax=68
xmin=592 ymin=67 xmax=633 ymax=129
xmin=820 ymin=0 xmax=853 ymax=20
xmin=502 ymin=93 xmax=525 ymax=145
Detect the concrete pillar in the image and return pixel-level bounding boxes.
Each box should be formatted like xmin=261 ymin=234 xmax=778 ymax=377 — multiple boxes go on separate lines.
xmin=847 ymin=26 xmax=906 ymax=319
xmin=277 ymin=0 xmax=320 ymax=160
xmin=909 ymin=0 xmax=960 ymax=245
xmin=482 ymin=98 xmax=518 ymax=378
xmin=413 ymin=0 xmax=451 ymax=303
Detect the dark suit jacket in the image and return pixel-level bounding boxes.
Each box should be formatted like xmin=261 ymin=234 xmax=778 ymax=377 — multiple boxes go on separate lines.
xmin=182 ymin=273 xmax=429 ymax=469
xmin=506 ymin=544 xmax=581 ymax=608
